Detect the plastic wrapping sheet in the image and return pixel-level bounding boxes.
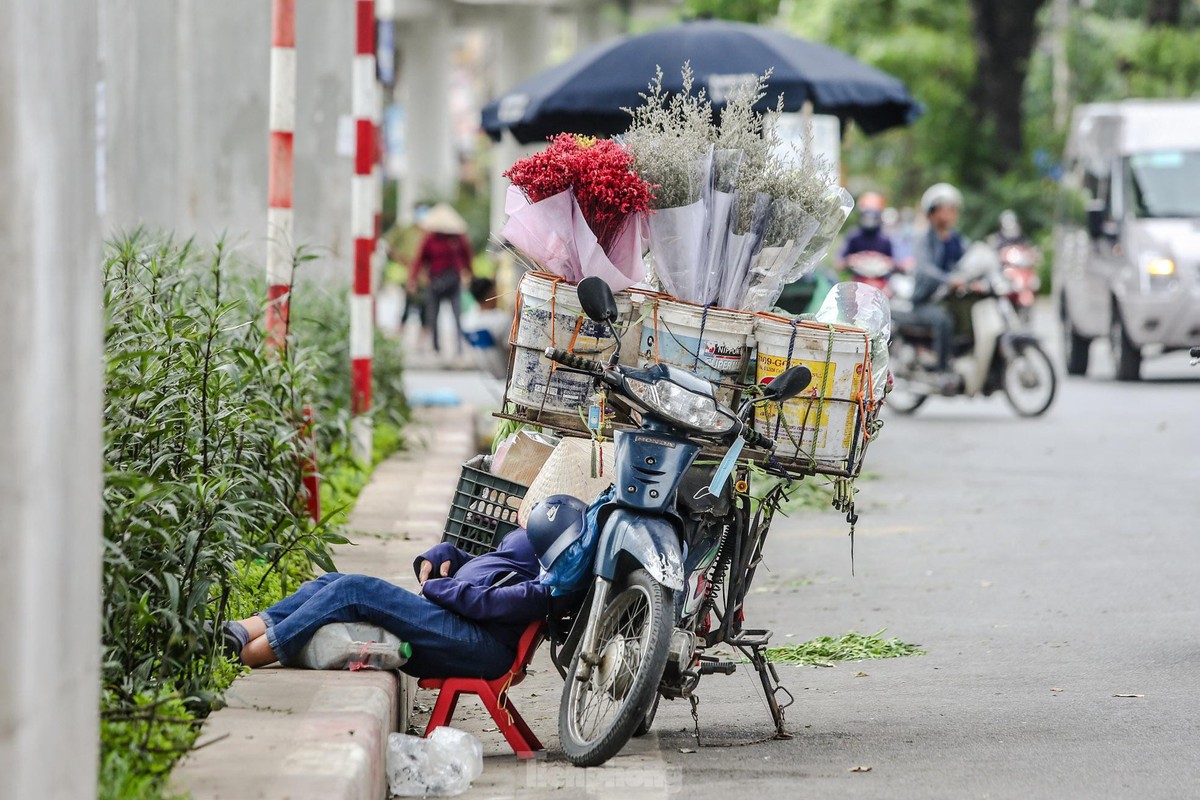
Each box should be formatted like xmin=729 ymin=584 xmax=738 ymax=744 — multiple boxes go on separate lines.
xmin=790 ymin=185 xmax=855 ymax=283
xmin=717 ymin=191 xmax=770 ymax=309
xmin=697 ymin=149 xmax=744 ymax=305
xmin=500 ymin=186 xmax=647 ymax=292
xmin=739 ymin=199 xmax=821 ymax=312
xmin=647 ymin=200 xmax=708 ymax=301
xmin=644 ymin=147 xmax=714 ymax=303
xmin=815 ymin=281 xmax=892 ymax=394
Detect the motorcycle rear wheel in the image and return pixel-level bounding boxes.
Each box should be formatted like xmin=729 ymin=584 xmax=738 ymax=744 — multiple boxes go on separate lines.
xmin=559 ymin=569 xmax=673 ymax=766
xmin=1002 ymin=341 xmax=1056 ymax=417
xmin=885 ymin=383 xmax=927 ymax=414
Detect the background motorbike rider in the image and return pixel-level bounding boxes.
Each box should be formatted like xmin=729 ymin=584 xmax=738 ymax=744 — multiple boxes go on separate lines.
xmin=987 ymin=209 xmax=1029 ymax=248
xmin=838 ymin=191 xmax=894 ymax=267
xmin=909 ymin=182 xmax=970 ymax=388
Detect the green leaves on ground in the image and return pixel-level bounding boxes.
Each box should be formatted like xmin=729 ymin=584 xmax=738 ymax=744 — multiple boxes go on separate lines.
xmin=766 ymin=629 xmax=926 ymax=666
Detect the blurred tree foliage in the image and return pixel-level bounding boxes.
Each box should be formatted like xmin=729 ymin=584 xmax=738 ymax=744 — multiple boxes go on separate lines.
xmin=685 ymin=0 xmax=782 ymax=23
xmin=775 ymin=0 xmax=1200 ymax=241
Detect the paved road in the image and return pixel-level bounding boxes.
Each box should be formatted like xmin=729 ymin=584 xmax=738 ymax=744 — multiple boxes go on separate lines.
xmin=416 ymin=329 xmax=1200 ymax=800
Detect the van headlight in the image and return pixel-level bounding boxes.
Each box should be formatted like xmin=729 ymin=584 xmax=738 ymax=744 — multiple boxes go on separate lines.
xmin=624 ymin=376 xmax=735 ymax=434
xmin=1144 ymin=256 xmax=1175 ymax=277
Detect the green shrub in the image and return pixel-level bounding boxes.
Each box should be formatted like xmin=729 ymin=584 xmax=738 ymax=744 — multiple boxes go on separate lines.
xmin=100 ymin=231 xmax=408 ymax=798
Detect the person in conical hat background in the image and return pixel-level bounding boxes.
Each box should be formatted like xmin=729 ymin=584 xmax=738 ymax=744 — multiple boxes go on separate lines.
xmin=408 ymin=202 xmax=475 ymax=357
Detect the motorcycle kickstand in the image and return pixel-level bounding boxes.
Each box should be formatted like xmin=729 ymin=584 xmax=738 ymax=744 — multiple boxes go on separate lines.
xmin=746 ymin=644 xmax=794 ymax=740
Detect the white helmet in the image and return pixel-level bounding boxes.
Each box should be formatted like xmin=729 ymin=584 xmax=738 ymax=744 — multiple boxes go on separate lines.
xmin=921 ymin=183 xmax=963 ymax=215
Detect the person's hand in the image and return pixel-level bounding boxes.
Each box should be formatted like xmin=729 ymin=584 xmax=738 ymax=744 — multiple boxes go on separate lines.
xmin=948 ymin=276 xmax=966 ymax=291
xmin=418 ymin=559 xmax=452 ymax=585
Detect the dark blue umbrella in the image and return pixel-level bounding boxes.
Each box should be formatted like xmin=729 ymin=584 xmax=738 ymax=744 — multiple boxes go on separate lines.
xmin=482 ymin=19 xmax=921 ymax=144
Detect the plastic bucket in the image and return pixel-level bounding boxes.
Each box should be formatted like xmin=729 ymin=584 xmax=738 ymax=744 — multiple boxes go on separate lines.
xmin=506 ymin=273 xmax=635 ymax=417
xmin=639 ymin=298 xmax=753 ymax=406
xmin=752 ymin=315 xmax=872 ymax=474
xmin=513 ymin=273 xmax=632 ymax=355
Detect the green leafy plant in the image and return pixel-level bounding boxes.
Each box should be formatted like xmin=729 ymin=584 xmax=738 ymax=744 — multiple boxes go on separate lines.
xmin=100 ymin=231 xmax=407 ymax=798
xmin=766 ymin=629 xmax=926 ymax=666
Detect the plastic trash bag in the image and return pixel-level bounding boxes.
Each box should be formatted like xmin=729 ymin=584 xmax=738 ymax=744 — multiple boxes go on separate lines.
xmin=387 ymin=728 xmax=484 ymax=797
xmin=294 ymin=623 xmax=411 ymax=671
xmin=815 ymin=281 xmax=892 ymax=397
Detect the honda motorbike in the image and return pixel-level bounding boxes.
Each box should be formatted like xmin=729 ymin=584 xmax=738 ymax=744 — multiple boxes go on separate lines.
xmin=996 ymin=243 xmax=1042 ymax=323
xmin=888 ymin=244 xmax=1057 ymax=416
xmin=543 ymin=277 xmax=814 ymax=767
xmin=843 ymin=250 xmax=897 ymax=293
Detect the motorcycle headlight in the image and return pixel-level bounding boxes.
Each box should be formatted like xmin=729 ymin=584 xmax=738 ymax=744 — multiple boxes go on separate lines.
xmin=624 ymin=376 xmax=735 ymax=434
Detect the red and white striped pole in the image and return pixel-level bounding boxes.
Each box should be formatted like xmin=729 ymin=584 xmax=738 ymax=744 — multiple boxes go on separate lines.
xmin=350 ymin=0 xmax=377 ymax=463
xmin=267 ymin=0 xmax=296 ymax=353
xmin=268 ymin=0 xmax=320 ymax=521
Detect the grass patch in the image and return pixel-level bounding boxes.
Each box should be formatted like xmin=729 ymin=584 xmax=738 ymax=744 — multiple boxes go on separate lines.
xmin=766 ymin=629 xmax=925 ymax=666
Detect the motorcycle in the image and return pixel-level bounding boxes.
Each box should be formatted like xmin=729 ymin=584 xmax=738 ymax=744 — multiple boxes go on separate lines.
xmin=996 ymin=243 xmax=1042 ymax=323
xmin=888 ymin=243 xmax=1057 ymax=416
xmin=543 ymin=277 xmax=814 ymax=767
xmin=843 ymin=250 xmax=897 ymax=293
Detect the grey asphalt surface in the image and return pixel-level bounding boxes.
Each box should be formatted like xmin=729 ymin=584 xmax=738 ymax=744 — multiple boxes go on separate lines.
xmin=407 ymin=322 xmax=1200 ymax=800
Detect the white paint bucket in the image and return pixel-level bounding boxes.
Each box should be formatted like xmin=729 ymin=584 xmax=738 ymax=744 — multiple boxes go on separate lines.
xmin=506 ymin=273 xmax=635 ymax=417
xmin=638 ymin=298 xmax=753 ymax=407
xmin=752 ymin=315 xmax=873 ymax=475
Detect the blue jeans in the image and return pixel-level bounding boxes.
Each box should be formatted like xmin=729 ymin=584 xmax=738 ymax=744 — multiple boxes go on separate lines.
xmin=258 ymin=573 xmax=516 ymax=679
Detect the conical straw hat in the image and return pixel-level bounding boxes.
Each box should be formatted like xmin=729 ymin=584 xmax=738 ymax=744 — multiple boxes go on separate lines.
xmin=518 ymin=437 xmax=616 ymax=528
xmin=419 ymin=202 xmax=469 ymax=235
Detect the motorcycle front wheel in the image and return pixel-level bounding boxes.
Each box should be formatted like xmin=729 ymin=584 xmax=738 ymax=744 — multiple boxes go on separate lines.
xmin=1002 ymin=341 xmax=1056 ymax=417
xmin=559 ymin=569 xmax=673 ymax=766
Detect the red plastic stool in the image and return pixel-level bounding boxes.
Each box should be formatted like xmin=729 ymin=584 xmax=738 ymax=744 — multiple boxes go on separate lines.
xmin=418 ymin=620 xmax=546 ymax=758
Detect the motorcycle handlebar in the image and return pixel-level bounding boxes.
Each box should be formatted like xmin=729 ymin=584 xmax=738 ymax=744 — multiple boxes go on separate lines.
xmin=544 ymin=347 xmax=604 ymax=375
xmin=740 ymin=422 xmax=774 ymax=451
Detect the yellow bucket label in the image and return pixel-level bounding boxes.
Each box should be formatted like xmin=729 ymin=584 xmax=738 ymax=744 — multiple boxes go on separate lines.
xmin=756 ymin=353 xmax=863 ymax=453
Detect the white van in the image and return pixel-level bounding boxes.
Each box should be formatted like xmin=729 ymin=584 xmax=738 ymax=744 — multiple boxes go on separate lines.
xmin=1055 ymin=100 xmax=1200 ymax=380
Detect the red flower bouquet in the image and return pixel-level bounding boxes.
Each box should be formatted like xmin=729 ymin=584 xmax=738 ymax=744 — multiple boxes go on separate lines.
xmin=501 ymin=135 xmax=655 ymax=290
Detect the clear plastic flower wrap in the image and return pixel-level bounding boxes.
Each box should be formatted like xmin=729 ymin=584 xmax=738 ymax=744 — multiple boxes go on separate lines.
xmin=790 ymin=184 xmax=855 ymax=282
xmin=644 ymin=145 xmax=714 ymax=302
xmin=738 ymin=197 xmax=822 ymax=312
xmin=718 ymin=190 xmax=770 ymax=308
xmin=696 ymin=148 xmax=744 ymax=305
xmin=815 ymin=280 xmax=892 ymax=396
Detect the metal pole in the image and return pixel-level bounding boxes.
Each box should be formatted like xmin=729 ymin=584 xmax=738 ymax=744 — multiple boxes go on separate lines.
xmin=268 ymin=0 xmax=320 ymax=521
xmin=351 ymin=0 xmax=377 ymax=463
xmin=267 ymin=0 xmax=296 ymax=352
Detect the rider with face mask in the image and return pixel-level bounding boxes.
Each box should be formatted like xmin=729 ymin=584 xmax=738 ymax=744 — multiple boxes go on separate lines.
xmin=838 ymin=191 xmax=894 ymax=267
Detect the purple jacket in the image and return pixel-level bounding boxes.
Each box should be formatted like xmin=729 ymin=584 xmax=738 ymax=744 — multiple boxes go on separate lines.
xmin=413 ymin=530 xmax=549 ymax=645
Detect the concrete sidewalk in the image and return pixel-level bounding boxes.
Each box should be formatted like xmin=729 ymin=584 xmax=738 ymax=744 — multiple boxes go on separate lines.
xmin=171 ymin=405 xmax=478 ymax=800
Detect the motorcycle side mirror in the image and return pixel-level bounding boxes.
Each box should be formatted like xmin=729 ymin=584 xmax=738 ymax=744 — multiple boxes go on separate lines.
xmin=577 ymin=277 xmax=620 ymax=324
xmin=761 ymin=365 xmax=813 ymax=404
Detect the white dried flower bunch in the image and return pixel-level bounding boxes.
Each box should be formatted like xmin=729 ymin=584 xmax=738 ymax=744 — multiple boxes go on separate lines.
xmin=622 ymin=64 xmax=714 ymax=209
xmin=624 ymin=64 xmax=837 ymax=236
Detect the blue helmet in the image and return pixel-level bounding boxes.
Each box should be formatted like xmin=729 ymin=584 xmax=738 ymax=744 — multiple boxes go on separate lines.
xmin=525 ymin=494 xmax=588 ymax=571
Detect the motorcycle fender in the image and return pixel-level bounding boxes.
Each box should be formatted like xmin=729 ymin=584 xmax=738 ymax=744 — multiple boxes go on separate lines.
xmin=999 ymin=331 xmax=1040 ymax=358
xmin=595 ymin=509 xmax=685 ymax=590
xmin=1002 ymin=331 xmax=1040 ymax=347
xmin=969 ymin=299 xmax=1004 ymax=394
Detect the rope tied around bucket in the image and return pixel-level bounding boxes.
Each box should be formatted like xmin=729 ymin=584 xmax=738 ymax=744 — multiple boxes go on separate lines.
xmin=693 ymin=303 xmax=713 ymax=371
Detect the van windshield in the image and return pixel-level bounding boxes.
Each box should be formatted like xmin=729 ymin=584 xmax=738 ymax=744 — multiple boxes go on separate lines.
xmin=1127 ymin=150 xmax=1200 ymax=218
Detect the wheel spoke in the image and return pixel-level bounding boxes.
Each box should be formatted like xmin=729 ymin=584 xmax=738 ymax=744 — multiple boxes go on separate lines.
xmin=565 ymin=582 xmax=657 ymax=746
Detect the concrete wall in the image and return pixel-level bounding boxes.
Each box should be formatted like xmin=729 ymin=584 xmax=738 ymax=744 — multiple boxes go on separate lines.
xmin=102 ymin=0 xmax=354 ymax=280
xmin=0 ymin=1 xmax=101 ymax=797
